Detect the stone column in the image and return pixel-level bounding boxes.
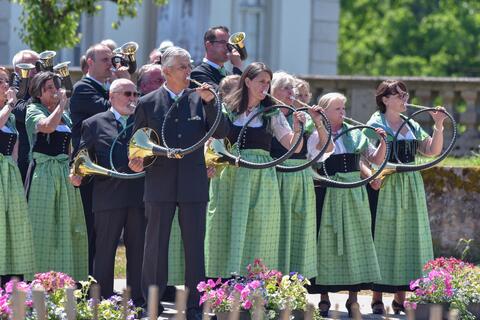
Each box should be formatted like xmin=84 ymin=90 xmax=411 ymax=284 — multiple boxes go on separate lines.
xmin=458 ymin=90 xmax=480 ymax=154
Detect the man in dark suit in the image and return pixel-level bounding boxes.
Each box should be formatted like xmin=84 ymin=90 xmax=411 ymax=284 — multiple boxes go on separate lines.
xmin=190 ymin=26 xmax=243 ymax=88
xmin=73 ymin=78 xmax=145 ymax=307
xmin=69 ymin=43 xmax=130 ymax=275
xmin=11 ymin=49 xmax=39 ymax=183
xmin=129 ymin=46 xmax=230 ymax=320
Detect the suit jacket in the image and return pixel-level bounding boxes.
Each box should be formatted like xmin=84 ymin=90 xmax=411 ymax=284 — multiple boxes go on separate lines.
xmin=134 ymin=86 xmax=230 ymax=203
xmin=78 ymin=110 xmax=144 ymax=212
xmin=69 ymin=77 xmax=111 ymax=149
xmin=190 ymin=62 xmax=242 ymax=89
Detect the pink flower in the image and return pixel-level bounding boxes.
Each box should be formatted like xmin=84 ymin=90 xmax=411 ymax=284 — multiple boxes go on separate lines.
xmin=249 ymin=280 xmax=261 ymax=290
xmin=404 ymin=301 xmax=417 ymax=310
xmin=207 ymin=279 xmax=216 ymax=288
xmin=242 ymin=300 xmax=252 ymax=310
xmin=234 ymin=283 xmax=245 ymax=293
xmin=197 ymin=281 xmax=207 ymax=292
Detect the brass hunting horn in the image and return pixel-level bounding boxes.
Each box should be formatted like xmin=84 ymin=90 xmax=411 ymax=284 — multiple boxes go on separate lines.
xmin=36 ymin=50 xmax=56 ymax=72
xmin=228 ymin=32 xmax=247 ymax=60
xmin=15 ymin=63 xmax=36 ymax=99
xmin=72 ymin=149 xmax=144 ymax=179
xmin=53 ymin=61 xmax=73 ymax=97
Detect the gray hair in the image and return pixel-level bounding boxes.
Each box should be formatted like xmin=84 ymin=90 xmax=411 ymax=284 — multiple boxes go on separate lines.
xmin=12 ymin=49 xmax=39 ymax=68
xmin=137 ymin=63 xmax=163 ymax=87
xmin=317 ymin=92 xmax=347 ymax=109
xmin=109 ymin=78 xmax=136 ymax=93
xmin=271 ymin=71 xmax=295 ymax=92
xmin=161 ymin=46 xmax=191 ymax=69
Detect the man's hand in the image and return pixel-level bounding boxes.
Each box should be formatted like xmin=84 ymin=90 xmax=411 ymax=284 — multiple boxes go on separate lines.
xmin=228 ymin=48 xmax=242 ymax=70
xmin=112 ymin=67 xmax=131 ymax=80
xmin=69 ymin=173 xmax=82 ymax=187
xmin=129 ymin=157 xmax=144 ymax=172
xmin=197 ymin=83 xmax=214 ymax=103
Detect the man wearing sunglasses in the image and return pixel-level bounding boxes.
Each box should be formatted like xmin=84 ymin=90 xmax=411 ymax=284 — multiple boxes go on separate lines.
xmin=72 ymin=78 xmax=145 ymax=307
xmin=190 ymin=25 xmax=243 ymax=89
xmin=129 ymin=46 xmax=230 ymax=320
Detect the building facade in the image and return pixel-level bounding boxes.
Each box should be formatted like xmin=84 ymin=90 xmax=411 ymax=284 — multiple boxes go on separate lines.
xmin=0 ymin=0 xmax=339 ymax=75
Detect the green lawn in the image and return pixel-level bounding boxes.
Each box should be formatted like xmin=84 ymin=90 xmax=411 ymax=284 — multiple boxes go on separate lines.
xmin=115 ymin=245 xmax=127 ymax=279
xmin=432 ymin=156 xmax=480 ymax=167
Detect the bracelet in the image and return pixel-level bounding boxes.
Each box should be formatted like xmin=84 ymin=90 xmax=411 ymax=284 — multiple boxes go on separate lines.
xmin=294 ymin=130 xmax=301 ymax=134
xmin=6 ymin=102 xmax=15 ymax=111
xmin=433 ymin=125 xmax=444 ymax=132
xmin=314 ymin=122 xmax=323 ymax=129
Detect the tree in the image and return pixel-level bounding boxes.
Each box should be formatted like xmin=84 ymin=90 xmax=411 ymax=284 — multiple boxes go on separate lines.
xmin=339 ymin=0 xmax=480 ymax=76
xmin=10 ymin=0 xmax=168 ymax=52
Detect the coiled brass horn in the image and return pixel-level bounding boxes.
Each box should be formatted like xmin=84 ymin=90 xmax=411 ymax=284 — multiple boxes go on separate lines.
xmin=228 ymin=32 xmax=247 ymax=60
xmin=72 ymin=149 xmax=144 ymax=179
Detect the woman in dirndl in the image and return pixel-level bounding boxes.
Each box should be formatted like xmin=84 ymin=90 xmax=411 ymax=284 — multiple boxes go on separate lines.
xmin=308 ymin=92 xmax=387 ymax=318
xmin=25 ymin=71 xmax=88 ymax=281
xmin=270 ymin=72 xmax=331 ymax=279
xmin=366 ymin=80 xmax=446 ymax=315
xmin=205 ymin=62 xmax=307 ymax=278
xmin=0 ymin=67 xmax=35 ymax=285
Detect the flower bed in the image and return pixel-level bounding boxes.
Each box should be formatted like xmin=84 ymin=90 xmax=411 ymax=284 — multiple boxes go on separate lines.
xmin=197 ymin=259 xmax=314 ymax=320
xmin=406 ymin=257 xmax=480 ymax=320
xmin=0 ymin=271 xmax=139 ymax=320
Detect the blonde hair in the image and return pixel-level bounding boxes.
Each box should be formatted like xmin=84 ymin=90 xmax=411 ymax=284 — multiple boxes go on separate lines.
xmin=271 ymin=71 xmax=295 ymax=92
xmin=317 ymin=92 xmax=347 ymax=109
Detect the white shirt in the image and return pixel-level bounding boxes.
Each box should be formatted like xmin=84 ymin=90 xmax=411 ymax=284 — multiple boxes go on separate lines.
xmin=109 ymin=107 xmax=122 ymax=121
xmin=0 ymin=126 xmax=13 ymax=133
xmin=86 ymin=74 xmax=105 ymax=88
xmin=203 ymin=58 xmax=223 ymax=70
xmin=387 ymin=120 xmax=415 ymax=140
xmin=233 ymin=108 xmax=292 ymax=141
xmin=56 ymin=124 xmax=71 ymax=133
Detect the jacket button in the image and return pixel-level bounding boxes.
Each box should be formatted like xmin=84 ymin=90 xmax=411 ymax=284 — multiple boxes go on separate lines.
xmin=174 ymin=118 xmax=179 ymax=123
xmin=177 ymin=134 xmax=182 ymax=138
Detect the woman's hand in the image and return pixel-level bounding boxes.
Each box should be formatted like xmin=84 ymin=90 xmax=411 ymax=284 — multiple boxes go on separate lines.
xmin=69 ymin=173 xmax=82 ymax=187
xmin=6 ymin=88 xmax=17 ymax=107
xmin=128 ymin=157 xmax=144 ymax=172
xmin=292 ymin=111 xmax=306 ymax=133
xmin=58 ymin=89 xmax=68 ymax=110
xmin=369 ymin=178 xmax=382 ymax=190
xmin=429 ymin=106 xmax=448 ymax=126
xmin=307 ymin=105 xmax=325 ymax=126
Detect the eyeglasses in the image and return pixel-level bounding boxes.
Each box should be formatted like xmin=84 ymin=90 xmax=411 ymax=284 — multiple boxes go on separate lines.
xmin=210 ymin=40 xmax=228 ymax=46
xmin=392 ymin=91 xmax=409 ymax=101
xmin=114 ymin=91 xmax=140 ymax=98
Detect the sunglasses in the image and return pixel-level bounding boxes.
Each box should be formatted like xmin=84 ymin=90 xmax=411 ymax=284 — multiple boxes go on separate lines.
xmin=114 ymin=91 xmax=140 ymax=98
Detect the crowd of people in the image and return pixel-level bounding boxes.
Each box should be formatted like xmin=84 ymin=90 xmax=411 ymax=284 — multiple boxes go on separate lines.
xmin=0 ymin=25 xmax=447 ymax=319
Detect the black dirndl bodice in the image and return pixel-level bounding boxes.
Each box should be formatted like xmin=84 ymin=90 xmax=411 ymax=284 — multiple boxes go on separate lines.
xmin=32 ymin=131 xmax=71 ymax=156
xmin=227 ymin=122 xmax=272 ymax=151
xmin=0 ymin=130 xmax=17 ymax=156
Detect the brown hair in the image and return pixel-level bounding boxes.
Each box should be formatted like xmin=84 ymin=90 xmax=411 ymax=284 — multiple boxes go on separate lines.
xmin=29 ymin=71 xmax=59 ymax=103
xmin=224 ymin=62 xmax=274 ymax=114
xmin=204 ymin=26 xmax=230 ymax=46
xmin=375 ymin=80 xmax=407 ymax=113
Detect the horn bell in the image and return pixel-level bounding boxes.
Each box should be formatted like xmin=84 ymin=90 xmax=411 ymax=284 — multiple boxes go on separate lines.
xmin=72 ymin=149 xmax=113 ymax=177
xmin=39 ymin=50 xmax=57 ymax=68
xmin=121 ymin=41 xmax=139 ymax=62
xmin=53 ymin=61 xmax=71 ymax=77
xmin=16 ymin=63 xmax=35 ymax=79
xmin=128 ymin=128 xmax=158 ymax=159
xmin=205 ymin=139 xmax=231 ymax=174
xmin=228 ymin=32 xmax=247 ymax=60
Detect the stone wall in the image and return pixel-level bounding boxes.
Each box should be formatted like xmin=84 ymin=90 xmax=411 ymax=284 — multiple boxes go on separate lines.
xmin=422 ymin=167 xmax=480 ymax=262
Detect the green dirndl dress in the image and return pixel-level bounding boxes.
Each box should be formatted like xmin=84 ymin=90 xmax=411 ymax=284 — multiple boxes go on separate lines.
xmin=205 ymin=148 xmax=282 ymax=278
xmin=0 ymin=114 xmax=35 ymax=277
xmin=272 ymin=115 xmax=317 ymax=278
xmin=366 ymin=111 xmax=433 ymax=290
xmin=314 ymin=123 xmax=381 ymax=289
xmin=26 ymin=103 xmax=88 ymax=281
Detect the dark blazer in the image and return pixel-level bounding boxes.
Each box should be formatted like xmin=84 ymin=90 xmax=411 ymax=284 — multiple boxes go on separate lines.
xmin=78 ymin=110 xmax=144 ymax=212
xmin=133 ymin=86 xmax=230 ymax=203
xmin=70 ymin=77 xmax=111 ymax=149
xmin=190 ymin=62 xmax=242 ymax=89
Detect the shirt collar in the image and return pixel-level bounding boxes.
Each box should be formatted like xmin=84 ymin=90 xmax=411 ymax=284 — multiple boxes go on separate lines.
xmin=109 ymin=107 xmax=122 ymax=120
xmin=163 ymin=83 xmax=184 ymax=101
xmin=203 ymin=58 xmax=223 ymax=70
xmin=86 ymin=74 xmax=105 ymax=88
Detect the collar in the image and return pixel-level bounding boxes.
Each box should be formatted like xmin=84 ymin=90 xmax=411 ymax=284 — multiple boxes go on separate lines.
xmin=203 ymin=58 xmax=223 ymax=70
xmin=86 ymin=74 xmax=105 ymax=88
xmin=163 ymin=84 xmax=185 ymax=101
xmin=109 ymin=107 xmax=122 ymax=120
